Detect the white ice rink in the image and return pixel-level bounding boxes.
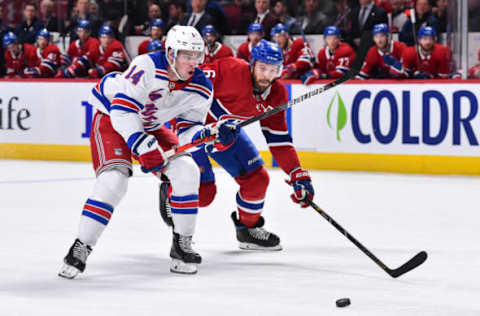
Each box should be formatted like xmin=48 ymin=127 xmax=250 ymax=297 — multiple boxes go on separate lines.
xmin=1 ymin=160 xmax=479 ymax=316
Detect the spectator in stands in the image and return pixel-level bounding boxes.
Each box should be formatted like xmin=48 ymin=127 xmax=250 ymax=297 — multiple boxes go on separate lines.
xmin=292 ymin=0 xmax=328 ymax=35
xmin=301 ymin=26 xmax=356 ymax=85
xmin=391 ymin=0 xmax=408 ymax=32
xmin=399 ymin=0 xmax=440 ymax=46
xmin=181 ymin=0 xmax=213 ymax=34
xmin=346 ymin=0 xmax=388 ymax=47
xmin=23 ymin=28 xmax=61 ymax=78
xmin=40 ymin=0 xmax=64 ymax=33
xmin=2 ymin=32 xmax=38 ymax=78
xmin=270 ymin=23 xmax=313 ymax=79
xmin=252 ymin=0 xmax=279 ymax=40
xmin=138 ymin=18 xmax=165 ymax=55
xmin=15 ymin=2 xmax=44 ymax=45
xmin=205 ymin=0 xmax=229 ymax=35
xmin=0 ymin=6 xmax=11 ymax=77
xmin=332 ymin=0 xmax=352 ymax=37
xmin=88 ymin=25 xmax=128 ymax=78
xmin=166 ymin=0 xmax=187 ymax=32
xmin=402 ymin=26 xmax=453 ymax=79
xmin=223 ymin=0 xmax=256 ymax=35
xmin=201 ymin=24 xmax=233 ymax=63
xmin=56 ymin=19 xmax=100 ymax=78
xmin=272 ymin=0 xmax=296 ymax=33
xmin=134 ymin=3 xmax=162 ymax=36
xmin=357 ymin=23 xmax=407 ymax=79
xmin=468 ymin=48 xmax=480 ymax=79
xmin=432 ymin=0 xmax=447 ymax=33
xmin=237 ymin=22 xmax=264 ymax=61
xmin=67 ymin=0 xmax=102 ymax=40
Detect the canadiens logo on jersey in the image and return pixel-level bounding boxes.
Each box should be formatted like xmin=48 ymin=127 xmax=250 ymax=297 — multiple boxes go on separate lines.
xmin=256 ymin=102 xmax=273 ymax=113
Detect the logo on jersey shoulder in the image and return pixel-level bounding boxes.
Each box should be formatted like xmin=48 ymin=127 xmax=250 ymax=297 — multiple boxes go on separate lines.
xmin=149 ymin=88 xmax=164 ymax=101
xmin=203 ymin=70 xmax=216 ymax=78
xmin=256 ymin=103 xmax=274 ymax=113
xmin=327 ymin=91 xmax=347 ymax=141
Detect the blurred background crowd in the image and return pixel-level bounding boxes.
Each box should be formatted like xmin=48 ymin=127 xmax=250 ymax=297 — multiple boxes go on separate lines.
xmin=0 ymin=0 xmax=478 ymax=81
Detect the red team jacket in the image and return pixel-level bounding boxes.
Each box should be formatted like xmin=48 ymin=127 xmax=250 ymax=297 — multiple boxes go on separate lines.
xmin=35 ymin=43 xmax=61 ymax=77
xmin=203 ymin=43 xmax=234 ymax=64
xmin=63 ymin=37 xmax=100 ymax=74
xmin=401 ymin=43 xmax=452 ymax=79
xmin=359 ymin=40 xmax=407 ymax=79
xmin=316 ymin=42 xmax=356 ymax=78
xmin=95 ymin=39 xmax=128 ymax=74
xmin=236 ymin=41 xmax=252 ymax=62
xmin=282 ymin=38 xmax=314 ymax=76
xmin=4 ymin=44 xmax=37 ymax=77
xmin=201 ymin=57 xmax=301 ymax=174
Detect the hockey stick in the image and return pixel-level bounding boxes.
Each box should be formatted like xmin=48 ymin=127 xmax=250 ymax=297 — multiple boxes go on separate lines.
xmin=410 ymin=8 xmax=420 ymax=61
xmin=165 ymin=30 xmax=372 ymax=160
xmin=306 ymin=198 xmax=428 ymax=278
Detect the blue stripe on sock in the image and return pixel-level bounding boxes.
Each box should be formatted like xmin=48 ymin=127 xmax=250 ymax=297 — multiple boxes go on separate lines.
xmin=82 ymin=210 xmax=109 ymax=225
xmin=171 ymin=208 xmax=198 ymax=214
xmin=171 ymin=194 xmax=199 ymax=202
xmin=86 ymin=199 xmax=114 ymax=212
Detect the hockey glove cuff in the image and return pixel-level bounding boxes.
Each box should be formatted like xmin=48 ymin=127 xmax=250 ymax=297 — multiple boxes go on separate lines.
xmin=286 ymin=167 xmax=314 ymax=208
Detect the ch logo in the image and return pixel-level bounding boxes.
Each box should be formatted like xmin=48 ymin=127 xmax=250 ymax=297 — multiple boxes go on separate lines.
xmin=256 ymin=103 xmax=273 ymax=113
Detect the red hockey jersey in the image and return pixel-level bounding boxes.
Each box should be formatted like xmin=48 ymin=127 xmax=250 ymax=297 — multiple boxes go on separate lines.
xmin=282 ymin=38 xmax=314 ymax=78
xmin=201 ymin=57 xmax=301 ymax=174
xmin=358 ymin=40 xmax=407 ymax=79
xmin=4 ymin=44 xmax=37 ymax=77
xmin=95 ymin=39 xmax=128 ymax=75
xmin=64 ymin=37 xmax=100 ymax=72
xmin=35 ymin=43 xmax=61 ymax=77
xmin=203 ymin=43 xmax=234 ymax=64
xmin=316 ymin=42 xmax=356 ymax=78
xmin=401 ymin=43 xmax=452 ymax=79
xmin=236 ymin=41 xmax=252 ymax=62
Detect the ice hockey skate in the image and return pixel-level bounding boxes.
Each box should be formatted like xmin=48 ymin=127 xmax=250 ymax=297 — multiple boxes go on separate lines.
xmin=58 ymin=238 xmax=92 ymax=279
xmin=231 ymin=212 xmax=282 ymax=251
xmin=170 ymin=232 xmax=202 ymax=274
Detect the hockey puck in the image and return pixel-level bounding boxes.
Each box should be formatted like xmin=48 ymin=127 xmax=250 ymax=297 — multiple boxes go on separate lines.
xmin=336 ymin=298 xmax=351 ymax=308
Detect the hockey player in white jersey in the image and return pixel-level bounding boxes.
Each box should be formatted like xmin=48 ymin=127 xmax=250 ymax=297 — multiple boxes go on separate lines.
xmin=58 ymin=26 xmax=235 ymax=277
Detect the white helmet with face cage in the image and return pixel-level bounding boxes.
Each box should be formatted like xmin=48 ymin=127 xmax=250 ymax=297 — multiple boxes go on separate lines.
xmin=165 ymin=25 xmax=205 ymax=80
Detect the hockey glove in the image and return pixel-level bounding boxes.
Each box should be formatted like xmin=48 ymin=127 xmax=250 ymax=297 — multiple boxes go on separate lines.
xmin=128 ymin=132 xmax=168 ymax=173
xmin=286 ymin=167 xmax=314 ymax=208
xmin=413 ymin=71 xmax=433 ymax=79
xmin=193 ymin=120 xmax=241 ymax=153
xmin=281 ymin=64 xmax=297 ymax=79
xmin=301 ymin=69 xmax=320 ymax=85
xmin=23 ymin=67 xmax=41 ymax=78
xmin=383 ymin=54 xmax=403 ymax=73
xmin=88 ymin=65 xmax=106 ymax=78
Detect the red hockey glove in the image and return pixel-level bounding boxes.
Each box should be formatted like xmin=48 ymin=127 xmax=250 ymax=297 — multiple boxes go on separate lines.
xmin=23 ymin=67 xmax=41 ymax=78
xmin=128 ymin=132 xmax=168 ymax=173
xmin=286 ymin=167 xmax=314 ymax=208
xmin=300 ymin=69 xmax=320 ymax=85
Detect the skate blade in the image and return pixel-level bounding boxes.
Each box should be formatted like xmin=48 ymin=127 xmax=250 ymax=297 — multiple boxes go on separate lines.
xmin=58 ymin=263 xmax=81 ymax=279
xmin=239 ymin=242 xmax=283 ymax=251
xmin=170 ymin=259 xmax=198 ymax=274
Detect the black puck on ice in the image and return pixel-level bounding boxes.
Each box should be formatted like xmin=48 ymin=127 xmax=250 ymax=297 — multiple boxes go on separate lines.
xmin=336 ymin=298 xmax=351 ymax=308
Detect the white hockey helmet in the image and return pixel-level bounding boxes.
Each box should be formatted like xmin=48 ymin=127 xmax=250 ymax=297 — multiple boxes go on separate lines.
xmin=165 ymin=25 xmax=205 ymax=80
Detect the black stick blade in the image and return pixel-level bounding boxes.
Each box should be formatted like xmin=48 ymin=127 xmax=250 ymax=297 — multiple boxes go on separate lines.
xmin=388 ymin=251 xmax=428 ymax=278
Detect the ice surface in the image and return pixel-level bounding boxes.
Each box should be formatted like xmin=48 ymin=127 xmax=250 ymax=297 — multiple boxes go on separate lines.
xmin=0 ymin=160 xmax=479 ymax=316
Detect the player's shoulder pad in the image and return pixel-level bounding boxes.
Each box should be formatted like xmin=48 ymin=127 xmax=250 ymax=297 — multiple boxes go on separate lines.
xmin=110 ymin=39 xmax=124 ymax=49
xmin=191 ymin=67 xmax=213 ymax=92
xmin=270 ymin=81 xmax=289 ymax=105
xmin=433 ymin=43 xmax=451 ymax=57
xmin=147 ymin=50 xmax=168 ymax=70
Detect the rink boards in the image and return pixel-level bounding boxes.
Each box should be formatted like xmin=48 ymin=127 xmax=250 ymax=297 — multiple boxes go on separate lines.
xmin=0 ymin=79 xmax=479 ymax=175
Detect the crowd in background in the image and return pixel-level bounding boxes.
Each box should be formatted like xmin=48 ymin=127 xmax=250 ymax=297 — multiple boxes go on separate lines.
xmin=0 ymin=0 xmax=478 ymax=80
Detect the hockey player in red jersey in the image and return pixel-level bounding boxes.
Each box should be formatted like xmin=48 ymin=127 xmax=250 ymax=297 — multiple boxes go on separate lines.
xmin=55 ymin=19 xmax=100 ymax=78
xmin=236 ymin=23 xmax=264 ymax=62
xmin=201 ymin=25 xmax=233 ymax=64
xmin=357 ymin=23 xmax=407 ymax=79
xmin=401 ymin=26 xmax=453 ymax=79
xmin=159 ymin=40 xmax=315 ymax=250
xmin=137 ymin=18 xmax=165 ymax=56
xmin=2 ymin=32 xmax=38 ymax=78
xmin=270 ymin=23 xmax=313 ymax=79
xmin=88 ymin=25 xmax=128 ymax=78
xmin=23 ymin=28 xmax=61 ymax=78
xmin=301 ymin=26 xmax=356 ymax=85
xmin=468 ymin=49 xmax=480 ymax=79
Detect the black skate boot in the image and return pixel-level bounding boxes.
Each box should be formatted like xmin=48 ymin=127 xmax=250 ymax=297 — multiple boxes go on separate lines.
xmin=170 ymin=232 xmax=202 ymax=274
xmin=58 ymin=238 xmax=93 ymax=279
xmin=231 ymin=211 xmax=282 ymax=251
xmin=159 ymin=182 xmax=174 ymax=227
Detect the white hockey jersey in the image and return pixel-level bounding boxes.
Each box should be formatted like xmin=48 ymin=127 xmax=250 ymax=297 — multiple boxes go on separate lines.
xmin=88 ymin=50 xmax=213 ymax=146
